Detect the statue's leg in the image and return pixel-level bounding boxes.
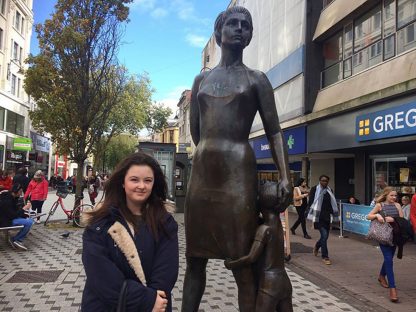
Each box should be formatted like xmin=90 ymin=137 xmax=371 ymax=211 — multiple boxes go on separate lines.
xmin=276 ymin=296 xmax=293 ymax=312
xmin=181 ymin=257 xmax=208 ymax=312
xmin=232 ymin=266 xmax=256 ymax=312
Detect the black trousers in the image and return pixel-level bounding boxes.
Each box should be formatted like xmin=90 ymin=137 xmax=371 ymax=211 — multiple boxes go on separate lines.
xmin=292 ymin=205 xmax=308 ymax=235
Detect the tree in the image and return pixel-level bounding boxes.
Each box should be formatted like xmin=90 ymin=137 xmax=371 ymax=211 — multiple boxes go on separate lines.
xmin=24 ymin=0 xmax=133 ymax=204
xmin=95 ymin=134 xmax=137 ymax=173
xmin=145 ymin=103 xmax=172 ymax=134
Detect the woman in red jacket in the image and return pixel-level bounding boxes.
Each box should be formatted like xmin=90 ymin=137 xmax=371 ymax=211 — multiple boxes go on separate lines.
xmin=24 ymin=170 xmax=49 ymax=223
xmin=0 ymin=169 xmax=13 ymax=191
xmin=410 ymin=193 xmax=416 ymax=241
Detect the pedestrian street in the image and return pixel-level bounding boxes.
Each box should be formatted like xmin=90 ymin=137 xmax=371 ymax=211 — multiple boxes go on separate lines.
xmin=0 ymin=213 xmax=361 ymax=312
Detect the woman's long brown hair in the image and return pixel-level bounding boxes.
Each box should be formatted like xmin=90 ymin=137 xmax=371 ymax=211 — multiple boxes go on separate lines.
xmin=86 ymin=152 xmax=168 ymax=239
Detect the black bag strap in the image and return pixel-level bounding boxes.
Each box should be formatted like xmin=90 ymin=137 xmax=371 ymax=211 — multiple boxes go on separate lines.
xmin=116 ymin=281 xmax=128 ymax=312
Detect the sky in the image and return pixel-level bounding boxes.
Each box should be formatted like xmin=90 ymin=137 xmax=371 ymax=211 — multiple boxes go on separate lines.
xmin=30 ymin=0 xmax=230 ymax=116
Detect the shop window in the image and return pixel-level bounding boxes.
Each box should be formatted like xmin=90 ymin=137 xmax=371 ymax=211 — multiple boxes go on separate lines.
xmin=384 ymin=0 xmax=396 ymax=37
xmin=397 ymin=21 xmax=416 ymax=54
xmin=354 ymin=6 xmax=382 ymax=52
xmin=373 ymin=157 xmax=416 ymax=199
xmin=6 ymin=110 xmax=24 ymax=136
xmin=397 ymin=0 xmax=416 ymax=29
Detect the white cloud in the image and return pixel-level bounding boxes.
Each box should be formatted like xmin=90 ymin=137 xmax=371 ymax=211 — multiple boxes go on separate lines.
xmin=185 ymin=34 xmax=207 ymax=48
xmin=151 ymin=7 xmax=168 ymax=18
xmin=129 ymin=0 xmax=156 ymax=11
xmin=156 ymin=85 xmax=190 ymax=117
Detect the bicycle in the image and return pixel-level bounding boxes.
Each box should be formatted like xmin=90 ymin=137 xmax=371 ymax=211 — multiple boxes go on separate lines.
xmin=44 ymin=187 xmax=94 ymax=227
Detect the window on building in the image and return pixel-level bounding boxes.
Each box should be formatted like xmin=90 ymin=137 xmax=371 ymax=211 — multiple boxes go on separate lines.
xmin=397 ymin=21 xmax=416 ymax=53
xmin=13 ymin=42 xmax=18 ymax=60
xmin=169 ymin=130 xmax=174 ymax=143
xmin=0 ymin=107 xmax=5 ymax=131
xmin=320 ymin=0 xmax=416 ymax=88
xmin=0 ymin=0 xmax=5 ymax=15
xmin=0 ymin=28 xmax=3 ymax=51
xmin=15 ymin=11 xmax=21 ymax=31
xmin=397 ymin=0 xmax=416 ymax=29
xmin=6 ymin=110 xmax=24 ymax=136
xmin=17 ymin=78 xmax=21 ymax=97
xmin=354 ymin=6 xmax=382 ymax=52
xmin=11 ymin=74 xmax=16 ymax=95
xmin=19 ymin=47 xmax=23 ymax=63
xmin=321 ymin=31 xmax=343 ymax=87
xmin=384 ymin=0 xmax=396 ymax=37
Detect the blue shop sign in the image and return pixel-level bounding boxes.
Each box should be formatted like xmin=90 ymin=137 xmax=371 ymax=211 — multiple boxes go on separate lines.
xmin=356 ymin=101 xmax=416 ymax=141
xmin=249 ymin=126 xmax=306 ymax=159
xmin=342 ymin=204 xmax=372 ymax=236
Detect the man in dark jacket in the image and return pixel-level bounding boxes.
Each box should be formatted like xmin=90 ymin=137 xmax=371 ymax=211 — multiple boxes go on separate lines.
xmin=13 ymin=167 xmax=30 ymax=193
xmin=0 ymin=183 xmax=34 ymax=250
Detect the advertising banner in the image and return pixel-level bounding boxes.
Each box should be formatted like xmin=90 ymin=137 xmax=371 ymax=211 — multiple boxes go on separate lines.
xmin=342 ymin=204 xmax=372 ymax=236
xmin=13 ymin=137 xmax=32 ymax=151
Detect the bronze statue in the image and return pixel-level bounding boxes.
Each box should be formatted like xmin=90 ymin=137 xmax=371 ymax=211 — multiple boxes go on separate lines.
xmin=182 ymin=6 xmax=292 ymax=312
xmin=225 ymin=181 xmax=293 ymax=311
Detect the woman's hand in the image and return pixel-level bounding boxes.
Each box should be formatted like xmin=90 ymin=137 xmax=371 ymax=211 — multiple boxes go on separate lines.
xmin=385 ymin=216 xmax=394 ymax=223
xmin=152 ymin=290 xmax=168 ymax=312
xmin=376 ymin=214 xmax=385 ymax=223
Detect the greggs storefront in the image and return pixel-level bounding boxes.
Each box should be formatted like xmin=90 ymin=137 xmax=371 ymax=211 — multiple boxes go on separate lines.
xmin=308 ymin=96 xmax=416 ymax=204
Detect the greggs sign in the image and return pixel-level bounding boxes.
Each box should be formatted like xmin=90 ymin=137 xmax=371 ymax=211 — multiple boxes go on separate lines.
xmin=356 ymin=102 xmax=416 ymax=141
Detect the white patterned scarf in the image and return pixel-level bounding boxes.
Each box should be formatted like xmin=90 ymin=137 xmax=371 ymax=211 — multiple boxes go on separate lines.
xmin=307 ymin=184 xmax=339 ymax=223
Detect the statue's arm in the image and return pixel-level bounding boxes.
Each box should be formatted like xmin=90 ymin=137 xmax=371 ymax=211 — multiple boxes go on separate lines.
xmin=255 ymin=72 xmax=292 ymax=208
xmin=190 ymin=73 xmax=205 ymax=146
xmin=224 ymin=225 xmax=271 ymax=270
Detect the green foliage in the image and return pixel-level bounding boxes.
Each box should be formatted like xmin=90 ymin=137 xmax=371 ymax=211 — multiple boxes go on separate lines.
xmin=95 ymin=134 xmax=137 ymax=172
xmin=25 ymin=0 xmax=133 ymax=163
xmin=145 ymin=103 xmax=172 ymax=134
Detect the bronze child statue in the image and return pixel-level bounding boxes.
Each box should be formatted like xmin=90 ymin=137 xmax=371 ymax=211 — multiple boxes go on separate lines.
xmin=182 ymin=6 xmax=292 ymax=311
xmin=225 ymin=181 xmax=293 ymax=311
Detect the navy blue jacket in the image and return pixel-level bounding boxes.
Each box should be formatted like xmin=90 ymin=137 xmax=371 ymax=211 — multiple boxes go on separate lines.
xmin=81 ymin=207 xmax=179 ymax=311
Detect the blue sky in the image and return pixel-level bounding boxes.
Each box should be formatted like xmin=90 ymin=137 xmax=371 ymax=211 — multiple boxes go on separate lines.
xmin=31 ymin=0 xmax=230 ymax=115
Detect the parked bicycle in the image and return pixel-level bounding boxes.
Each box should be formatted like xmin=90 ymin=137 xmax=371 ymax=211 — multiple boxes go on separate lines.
xmin=44 ymin=187 xmax=93 ymax=227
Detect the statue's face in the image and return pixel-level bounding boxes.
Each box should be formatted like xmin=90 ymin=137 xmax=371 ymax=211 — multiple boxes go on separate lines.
xmin=221 ymin=12 xmax=252 ymax=49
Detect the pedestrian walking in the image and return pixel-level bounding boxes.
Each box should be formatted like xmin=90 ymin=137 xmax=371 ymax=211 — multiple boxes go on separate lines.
xmin=86 ymin=174 xmax=99 ymax=205
xmin=291 ymin=178 xmax=311 ymax=239
xmin=366 ymin=187 xmax=403 ymax=302
xmin=401 ymin=195 xmax=410 ymax=220
xmin=0 ymin=183 xmax=34 ymax=251
xmin=307 ymin=175 xmax=339 ymax=265
xmin=81 ymin=152 xmax=179 ymax=312
xmin=409 ymin=193 xmax=416 ymax=241
xmin=24 ymin=170 xmax=48 ymax=224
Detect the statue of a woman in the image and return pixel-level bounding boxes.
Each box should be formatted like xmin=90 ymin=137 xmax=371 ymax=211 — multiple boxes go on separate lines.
xmin=182 ymin=6 xmax=292 ymax=312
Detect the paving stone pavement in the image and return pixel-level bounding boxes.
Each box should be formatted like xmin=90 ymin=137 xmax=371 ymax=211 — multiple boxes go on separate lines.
xmin=0 ymin=213 xmax=364 ymax=312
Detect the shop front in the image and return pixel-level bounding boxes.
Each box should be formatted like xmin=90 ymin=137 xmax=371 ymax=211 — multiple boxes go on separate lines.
xmin=249 ymin=125 xmax=307 ymax=184
xmin=5 ymin=136 xmax=31 ymax=172
xmin=308 ymin=95 xmax=416 ymax=204
xmin=29 ymin=132 xmax=51 ymax=178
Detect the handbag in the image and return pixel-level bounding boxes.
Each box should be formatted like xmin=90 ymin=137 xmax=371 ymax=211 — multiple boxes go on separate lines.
xmin=367 ymin=212 xmax=393 ymax=246
xmin=116 ymin=280 xmax=128 ymax=312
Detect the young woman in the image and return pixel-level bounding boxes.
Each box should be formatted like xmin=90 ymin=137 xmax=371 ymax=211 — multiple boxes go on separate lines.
xmin=367 ymin=187 xmax=403 ymax=303
xmin=291 ymin=178 xmax=311 ymax=239
xmin=24 ymin=170 xmax=49 ymax=224
xmin=81 ymin=152 xmax=179 ymax=312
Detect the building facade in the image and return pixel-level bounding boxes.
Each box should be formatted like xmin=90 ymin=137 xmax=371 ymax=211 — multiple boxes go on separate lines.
xmin=0 ymin=0 xmax=51 ymax=175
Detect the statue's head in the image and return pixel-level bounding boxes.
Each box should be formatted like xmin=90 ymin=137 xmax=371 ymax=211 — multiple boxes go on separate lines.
xmin=214 ymin=6 xmax=253 ymax=48
xmin=259 ymin=181 xmax=285 ymax=214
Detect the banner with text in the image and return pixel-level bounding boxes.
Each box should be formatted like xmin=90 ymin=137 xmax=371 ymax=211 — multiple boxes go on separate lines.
xmin=342 ymin=204 xmax=372 ymax=236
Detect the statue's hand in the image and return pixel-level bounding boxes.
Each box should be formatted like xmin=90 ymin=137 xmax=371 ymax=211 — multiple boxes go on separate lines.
xmin=278 ymin=179 xmax=292 ymax=212
xmin=224 ymin=259 xmax=234 ymax=270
